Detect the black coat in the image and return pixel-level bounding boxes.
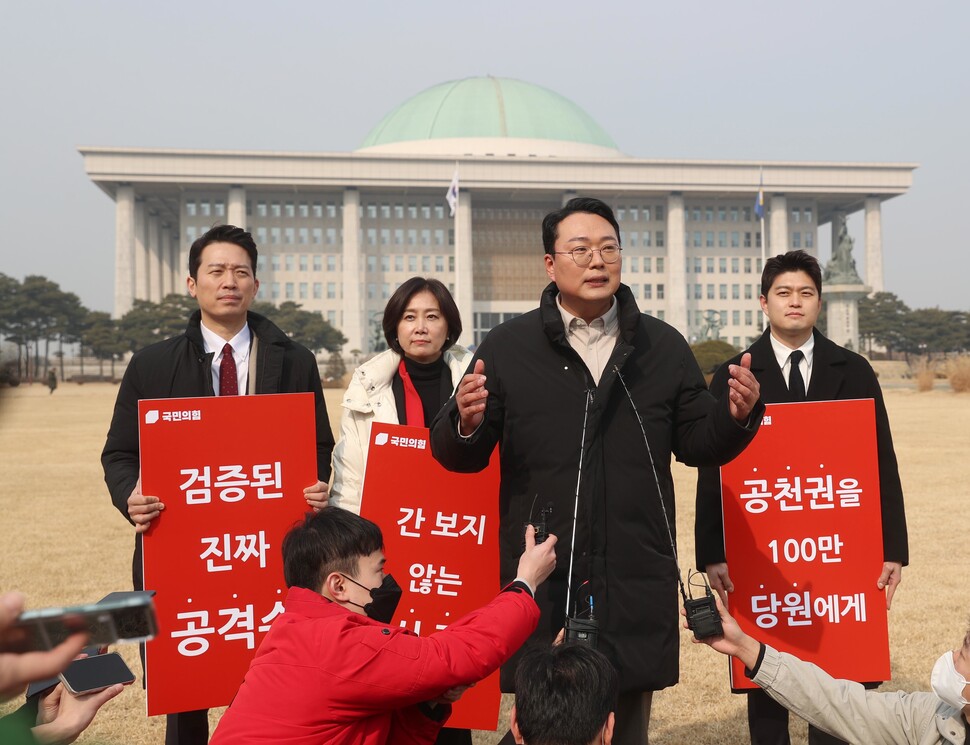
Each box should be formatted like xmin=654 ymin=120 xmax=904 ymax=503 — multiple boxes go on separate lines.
xmin=694 ymin=328 xmax=908 ymax=568
xmin=431 ymin=283 xmax=762 ymax=693
xmin=102 ymin=310 xmax=335 ymax=588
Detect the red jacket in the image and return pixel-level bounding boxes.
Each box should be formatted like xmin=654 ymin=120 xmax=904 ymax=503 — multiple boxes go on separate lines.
xmin=211 ymin=583 xmax=539 ymax=745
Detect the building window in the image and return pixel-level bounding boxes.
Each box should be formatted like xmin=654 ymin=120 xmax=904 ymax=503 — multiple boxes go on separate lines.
xmin=435 ymin=256 xmax=444 ymax=272
xmin=381 ymin=255 xmax=390 ymax=272
xmin=408 ymin=256 xmax=417 ymax=272
xmin=256 ymin=201 xmax=267 ymax=217
xmin=285 ymin=255 xmax=294 ymax=271
xmin=717 ymin=207 xmax=726 ymax=222
xmin=284 ymin=228 xmax=295 ymax=244
xmin=693 ymin=284 xmax=701 ymax=300
xmin=745 ymin=310 xmax=753 ymax=325
xmin=706 ymin=231 xmax=714 ymax=248
xmin=299 ymin=255 xmax=308 ymax=271
xmin=366 ymin=255 xmax=377 ymax=273
xmin=792 ymin=232 xmax=802 ymax=248
xmin=719 ymin=258 xmax=727 ymax=273
xmin=630 ymin=257 xmax=639 ymax=272
xmin=707 ymin=284 xmax=714 ymax=300
xmin=745 ymin=285 xmax=753 ymax=300
xmin=299 ymin=282 xmax=307 ymax=299
xmin=718 ymin=231 xmax=727 ymax=248
xmin=271 ymin=282 xmax=280 ymax=299
xmin=271 ymin=202 xmax=281 ymax=218
xmin=285 ymin=282 xmax=294 ymax=299
xmin=691 ymin=208 xmax=701 ymax=222
xmin=731 ymin=258 xmax=739 ymax=273
xmin=380 ymin=229 xmax=390 ymax=245
xmin=719 ymin=284 xmax=727 ymax=300
xmin=656 ymin=257 xmax=665 ymax=273
xmin=806 ymin=231 xmax=814 ymax=248
xmin=744 ymin=232 xmax=752 ymax=248
xmin=732 ymin=284 xmax=740 ymax=300
xmin=327 ymin=255 xmax=337 ymax=271
xmin=408 ymin=229 xmax=417 ymax=245
xmin=642 ymin=207 xmax=651 ymax=222
xmin=327 ymin=310 xmax=336 ymax=325
xmin=367 ymin=283 xmax=376 ymax=299
xmin=731 ymin=231 xmax=740 ymax=248
xmin=422 ymin=256 xmax=431 ymax=272
xmin=448 ymin=256 xmax=455 ymax=272
xmin=271 ymin=255 xmax=280 ymax=271
xmin=733 ymin=310 xmax=740 ymax=325
xmin=394 ymin=204 xmax=404 ymax=219
xmin=705 ymin=207 xmax=714 ymax=222
xmin=643 ymin=257 xmax=652 ymax=273
xmin=313 ymin=228 xmax=323 ymax=244
xmin=327 ymin=282 xmax=336 ymax=299
xmin=313 ymin=255 xmax=322 ymax=271
xmin=395 ymin=255 xmax=404 ymax=272
xmin=743 ymin=207 xmax=751 ymax=222
xmin=693 ymin=232 xmax=702 ymax=248
xmin=657 ymin=284 xmax=665 ymax=300
xmin=792 ymin=208 xmax=801 ymax=223
xmin=730 ymin=207 xmax=739 ymax=222
xmin=805 ymin=207 xmax=813 ymax=223
xmin=199 ymin=201 xmax=210 ymax=217
xmin=655 ymin=231 xmax=665 ymax=247
xmin=693 ymin=257 xmax=701 ymax=273
xmin=644 ymin=284 xmax=653 ymax=300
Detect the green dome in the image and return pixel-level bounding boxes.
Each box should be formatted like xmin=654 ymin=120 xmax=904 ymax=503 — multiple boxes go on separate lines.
xmin=359 ymin=76 xmax=619 ymax=153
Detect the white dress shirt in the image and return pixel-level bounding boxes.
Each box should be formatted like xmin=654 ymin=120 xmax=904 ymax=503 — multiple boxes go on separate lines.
xmin=768 ymin=332 xmax=815 ymax=393
xmin=200 ymin=322 xmax=252 ymax=395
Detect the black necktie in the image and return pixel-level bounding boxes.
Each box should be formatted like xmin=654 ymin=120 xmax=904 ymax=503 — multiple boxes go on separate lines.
xmin=788 ymin=350 xmax=806 ymax=401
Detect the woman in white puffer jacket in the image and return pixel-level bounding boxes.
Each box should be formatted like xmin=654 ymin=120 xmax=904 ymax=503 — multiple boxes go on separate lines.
xmin=330 ymin=277 xmax=471 ymax=515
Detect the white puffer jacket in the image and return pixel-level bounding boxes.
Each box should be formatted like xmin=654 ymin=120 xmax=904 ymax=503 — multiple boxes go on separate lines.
xmin=330 ymin=346 xmax=471 ymax=514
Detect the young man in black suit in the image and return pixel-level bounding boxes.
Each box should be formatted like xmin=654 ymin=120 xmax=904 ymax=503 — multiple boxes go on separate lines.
xmin=694 ymin=249 xmax=909 ymax=745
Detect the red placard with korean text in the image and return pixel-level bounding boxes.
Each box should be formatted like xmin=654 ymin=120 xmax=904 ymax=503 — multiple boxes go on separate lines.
xmin=139 ymin=394 xmax=316 ymax=715
xmin=720 ymin=399 xmax=889 ymax=690
xmin=359 ymin=422 xmax=501 ymax=731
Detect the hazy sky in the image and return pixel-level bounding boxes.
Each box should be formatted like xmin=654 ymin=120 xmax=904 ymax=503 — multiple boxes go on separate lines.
xmin=1 ymin=1 xmax=966 ymax=313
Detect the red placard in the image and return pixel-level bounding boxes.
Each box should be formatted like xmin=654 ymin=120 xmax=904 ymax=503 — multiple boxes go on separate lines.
xmin=138 ymin=394 xmax=316 ymax=715
xmin=720 ymin=399 xmax=889 ymax=689
xmin=359 ymin=423 xmax=501 ymax=731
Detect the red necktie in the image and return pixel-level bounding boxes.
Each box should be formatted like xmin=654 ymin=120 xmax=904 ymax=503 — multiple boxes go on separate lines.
xmin=219 ymin=343 xmax=238 ymax=396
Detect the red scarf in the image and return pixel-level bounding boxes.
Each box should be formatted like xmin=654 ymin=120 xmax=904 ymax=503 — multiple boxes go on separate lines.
xmin=397 ymin=359 xmax=425 ymax=427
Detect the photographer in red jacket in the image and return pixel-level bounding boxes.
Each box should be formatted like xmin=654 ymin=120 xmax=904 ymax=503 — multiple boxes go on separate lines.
xmin=212 ymin=507 xmax=557 ymax=745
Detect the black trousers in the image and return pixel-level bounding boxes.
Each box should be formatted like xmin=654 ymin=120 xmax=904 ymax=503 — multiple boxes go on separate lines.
xmin=435 ymin=728 xmax=472 ymax=744
xmin=164 ymin=710 xmax=208 ymax=745
xmin=748 ymin=688 xmax=846 ymax=745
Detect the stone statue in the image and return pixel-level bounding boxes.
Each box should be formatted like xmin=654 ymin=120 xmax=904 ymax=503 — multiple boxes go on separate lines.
xmin=825 ymin=215 xmax=863 ymax=284
xmin=697 ymin=309 xmax=723 ymax=341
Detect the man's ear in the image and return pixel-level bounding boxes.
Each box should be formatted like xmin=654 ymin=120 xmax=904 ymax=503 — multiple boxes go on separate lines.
xmin=322 ymin=572 xmax=350 ymax=602
xmin=602 ymin=711 xmax=615 ymax=745
xmin=510 ymin=703 xmax=525 ymax=744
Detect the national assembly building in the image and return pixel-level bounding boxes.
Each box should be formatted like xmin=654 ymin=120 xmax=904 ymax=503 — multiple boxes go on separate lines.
xmin=80 ymin=76 xmax=915 ymax=352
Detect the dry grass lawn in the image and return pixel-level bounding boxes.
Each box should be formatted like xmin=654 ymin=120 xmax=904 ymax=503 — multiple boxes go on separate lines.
xmin=1 ymin=382 xmax=967 ymax=744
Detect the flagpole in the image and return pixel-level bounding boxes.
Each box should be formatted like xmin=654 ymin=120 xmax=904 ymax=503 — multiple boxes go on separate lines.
xmin=758 ymin=167 xmax=767 ymax=331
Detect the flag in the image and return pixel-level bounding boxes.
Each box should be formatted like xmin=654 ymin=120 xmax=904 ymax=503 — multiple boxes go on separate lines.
xmin=754 ymin=172 xmax=765 ymax=220
xmin=446 ymin=167 xmax=459 ymax=217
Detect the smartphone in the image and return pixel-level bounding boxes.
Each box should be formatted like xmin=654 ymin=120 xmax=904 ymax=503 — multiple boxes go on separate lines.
xmin=11 ymin=593 xmax=157 ymax=652
xmin=58 ymin=652 xmax=135 ymax=695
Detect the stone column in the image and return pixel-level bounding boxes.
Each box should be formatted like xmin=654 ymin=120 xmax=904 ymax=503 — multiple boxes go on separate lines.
xmin=228 ymin=186 xmax=246 ymax=227
xmin=160 ymin=226 xmax=174 ymax=298
xmin=769 ymin=194 xmax=788 ymax=254
xmin=454 ymin=189 xmax=474 ymax=347
xmin=341 ymin=188 xmax=364 ymax=352
xmin=114 ymin=185 xmax=135 ymax=318
xmin=133 ymin=199 xmax=148 ymax=302
xmin=147 ymin=212 xmax=162 ymax=302
xmin=825 ymin=283 xmax=869 ymax=351
xmin=864 ymin=197 xmax=884 ymax=293
xmin=665 ymin=193 xmax=687 ymax=335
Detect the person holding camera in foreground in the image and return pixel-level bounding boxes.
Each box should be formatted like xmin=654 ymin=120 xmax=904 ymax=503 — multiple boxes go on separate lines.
xmin=510 ymin=643 xmax=618 ymax=745
xmin=211 ymin=507 xmax=558 ymax=745
xmin=686 ymin=595 xmax=969 ymax=744
xmin=0 ymin=591 xmax=126 ymax=745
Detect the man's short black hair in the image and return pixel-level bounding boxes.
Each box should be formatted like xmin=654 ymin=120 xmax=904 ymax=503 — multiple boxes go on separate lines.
xmin=541 ymin=197 xmax=621 ymax=255
xmin=382 ymin=277 xmax=462 ymax=355
xmin=514 ymin=644 xmax=618 ymax=745
xmin=282 ymin=507 xmax=383 ymax=592
xmin=760 ymin=249 xmax=823 ymax=298
xmin=188 ymin=224 xmax=259 ymax=280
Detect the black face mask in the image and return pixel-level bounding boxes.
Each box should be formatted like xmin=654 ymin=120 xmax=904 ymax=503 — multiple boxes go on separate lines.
xmin=342 ymin=574 xmax=403 ymax=624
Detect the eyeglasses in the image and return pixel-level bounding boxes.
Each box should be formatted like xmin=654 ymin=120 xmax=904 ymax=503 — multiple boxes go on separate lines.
xmin=554 ymin=246 xmax=622 ymax=266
